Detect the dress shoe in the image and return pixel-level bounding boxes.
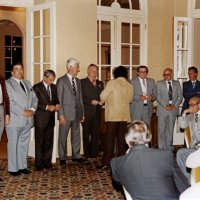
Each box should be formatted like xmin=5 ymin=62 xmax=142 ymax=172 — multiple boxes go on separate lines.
xmin=96 ymin=164 xmax=110 ymax=170
xmin=20 ymin=169 xmax=31 ymax=174
xmin=60 ymin=160 xmax=66 ymax=166
xmin=72 ymin=158 xmax=86 ymax=163
xmin=0 ymin=178 xmax=3 ymax=181
xmin=36 ymin=166 xmax=44 ymax=171
xmin=9 ymin=171 xmax=21 ymax=176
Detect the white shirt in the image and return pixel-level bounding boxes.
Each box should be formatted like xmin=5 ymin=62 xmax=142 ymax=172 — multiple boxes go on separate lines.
xmin=139 ymin=77 xmax=147 ymax=104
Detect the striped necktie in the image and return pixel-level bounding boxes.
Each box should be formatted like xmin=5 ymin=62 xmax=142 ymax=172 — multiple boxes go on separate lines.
xmin=72 ymin=77 xmax=76 ymax=95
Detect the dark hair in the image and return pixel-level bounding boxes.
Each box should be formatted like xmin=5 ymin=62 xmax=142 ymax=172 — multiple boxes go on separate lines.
xmin=87 ymin=64 xmax=98 ymax=70
xmin=137 ymin=65 xmax=149 ymax=73
xmin=11 ymin=62 xmax=23 ymax=71
xmin=188 ymin=66 xmax=198 ymax=74
xmin=113 ymin=66 xmax=128 ymax=79
xmin=44 ymin=69 xmax=56 ymax=77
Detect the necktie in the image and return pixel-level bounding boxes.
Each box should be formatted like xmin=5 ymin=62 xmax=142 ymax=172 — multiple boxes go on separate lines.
xmin=142 ymin=79 xmax=146 ymax=87
xmin=192 ymin=82 xmax=196 ymax=89
xmin=20 ymin=81 xmax=26 ymax=93
xmin=195 ymin=114 xmax=198 ymax=123
xmin=47 ymin=85 xmax=51 ymax=100
xmin=72 ymin=77 xmax=76 ymax=96
xmin=168 ymin=81 xmax=173 ymax=101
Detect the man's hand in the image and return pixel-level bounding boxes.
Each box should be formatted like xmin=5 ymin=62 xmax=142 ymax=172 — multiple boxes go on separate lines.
xmin=55 ymin=104 xmax=61 ymax=111
xmin=91 ymin=100 xmax=99 ymax=106
xmin=47 ymin=105 xmax=56 ymax=112
xmin=59 ymin=116 xmax=67 ymax=125
xmin=140 ymin=95 xmax=147 ymax=101
xmin=5 ymin=115 xmax=10 ymax=125
xmin=80 ymin=116 xmax=85 ymax=123
xmin=23 ymin=110 xmax=34 ymax=118
xmin=183 ymin=108 xmax=190 ymax=116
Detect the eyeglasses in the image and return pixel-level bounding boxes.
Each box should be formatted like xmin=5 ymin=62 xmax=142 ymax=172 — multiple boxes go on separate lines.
xmin=139 ymin=71 xmax=147 ymax=73
xmin=163 ymin=74 xmax=171 ymax=76
xmin=189 ymin=103 xmax=200 ymax=108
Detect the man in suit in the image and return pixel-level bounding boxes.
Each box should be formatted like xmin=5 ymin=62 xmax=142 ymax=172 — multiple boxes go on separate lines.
xmin=177 ymin=96 xmax=200 ymax=181
xmin=57 ymin=58 xmax=85 ymax=166
xmin=0 ymin=75 xmax=10 ymax=181
xmin=111 ymin=120 xmax=189 ymax=200
xmin=6 ymin=63 xmax=38 ymax=176
xmin=156 ymin=68 xmax=182 ymax=149
xmin=181 ymin=66 xmax=200 ymax=114
xmin=97 ymin=66 xmax=133 ymax=169
xmin=33 ymin=70 xmax=60 ymax=171
xmin=81 ymin=64 xmax=104 ymax=160
xmin=130 ymin=65 xmax=156 ymax=125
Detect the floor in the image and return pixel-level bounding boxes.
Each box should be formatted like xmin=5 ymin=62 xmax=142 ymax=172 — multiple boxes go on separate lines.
xmin=0 ymin=132 xmax=125 ymax=200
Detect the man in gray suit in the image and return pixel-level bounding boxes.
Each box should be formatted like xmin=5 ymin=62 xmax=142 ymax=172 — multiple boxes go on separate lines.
xmin=57 ymin=58 xmax=85 ymax=166
xmin=177 ymin=96 xmax=200 ymax=181
xmin=156 ymin=68 xmax=182 ymax=150
xmin=130 ymin=65 xmax=156 ymax=125
xmin=6 ymin=63 xmax=38 ymax=176
xmin=111 ymin=120 xmax=189 ymax=200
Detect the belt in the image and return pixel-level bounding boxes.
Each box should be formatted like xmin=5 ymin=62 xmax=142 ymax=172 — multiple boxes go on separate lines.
xmin=143 ymin=104 xmax=147 ymax=106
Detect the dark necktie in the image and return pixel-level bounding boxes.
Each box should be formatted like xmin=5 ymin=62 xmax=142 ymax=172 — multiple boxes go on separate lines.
xmin=20 ymin=81 xmax=26 ymax=93
xmin=47 ymin=85 xmax=51 ymax=100
xmin=195 ymin=113 xmax=198 ymax=123
xmin=72 ymin=77 xmax=76 ymax=96
xmin=168 ymin=81 xmax=173 ymax=101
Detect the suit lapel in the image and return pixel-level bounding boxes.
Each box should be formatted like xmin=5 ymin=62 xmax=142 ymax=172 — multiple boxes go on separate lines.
xmin=64 ymin=74 xmax=74 ymax=95
xmin=136 ymin=77 xmax=143 ymax=94
xmin=11 ymin=77 xmax=27 ymax=97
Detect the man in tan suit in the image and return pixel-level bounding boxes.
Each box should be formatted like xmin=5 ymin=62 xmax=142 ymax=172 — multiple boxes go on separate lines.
xmin=97 ymin=66 xmax=133 ymax=169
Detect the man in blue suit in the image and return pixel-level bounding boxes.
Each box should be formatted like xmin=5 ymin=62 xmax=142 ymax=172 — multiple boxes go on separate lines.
xmin=181 ymin=66 xmax=200 ymax=114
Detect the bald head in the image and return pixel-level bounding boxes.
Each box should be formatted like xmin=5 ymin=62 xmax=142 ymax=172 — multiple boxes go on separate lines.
xmin=188 ymin=96 xmax=200 ymax=113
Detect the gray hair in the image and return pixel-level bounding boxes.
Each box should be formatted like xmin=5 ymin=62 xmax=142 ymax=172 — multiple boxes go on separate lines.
xmin=66 ymin=58 xmax=79 ymax=70
xmin=125 ymin=120 xmax=152 ymax=147
xmin=44 ymin=69 xmax=56 ymax=77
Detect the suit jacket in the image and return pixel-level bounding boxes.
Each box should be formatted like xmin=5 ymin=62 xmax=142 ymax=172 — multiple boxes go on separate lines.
xmin=100 ymin=77 xmax=133 ymax=122
xmin=130 ymin=77 xmax=156 ymax=118
xmin=81 ymin=77 xmax=104 ymax=119
xmin=33 ymin=81 xmax=60 ymax=127
xmin=182 ymin=80 xmax=200 ymax=114
xmin=178 ymin=113 xmax=200 ymax=148
xmin=0 ymin=75 xmax=10 ymax=116
xmin=111 ymin=145 xmax=189 ymax=200
xmin=6 ymin=77 xmax=38 ymax=127
xmin=156 ymin=80 xmax=183 ymax=116
xmin=57 ymin=74 xmax=84 ymax=121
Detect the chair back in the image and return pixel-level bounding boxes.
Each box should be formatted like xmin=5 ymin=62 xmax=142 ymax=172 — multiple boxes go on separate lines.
xmin=184 ymin=127 xmax=191 ymax=148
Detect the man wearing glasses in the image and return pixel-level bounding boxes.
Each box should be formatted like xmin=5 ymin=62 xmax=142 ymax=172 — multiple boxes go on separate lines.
xmin=177 ymin=96 xmax=200 ymax=181
xmin=130 ymin=65 xmax=156 ymax=126
xmin=156 ymin=68 xmax=182 ymax=150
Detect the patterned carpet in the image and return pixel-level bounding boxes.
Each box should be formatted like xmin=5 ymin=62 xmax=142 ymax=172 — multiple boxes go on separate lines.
xmin=0 ymin=157 xmax=125 ymax=200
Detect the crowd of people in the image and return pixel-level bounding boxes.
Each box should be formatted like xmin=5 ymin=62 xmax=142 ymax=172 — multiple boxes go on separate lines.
xmin=0 ymin=59 xmax=200 ymax=199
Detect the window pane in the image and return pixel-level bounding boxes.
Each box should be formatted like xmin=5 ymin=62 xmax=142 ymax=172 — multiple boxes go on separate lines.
xmin=5 ymin=35 xmax=11 ymax=46
xmin=131 ymin=0 xmax=140 ymax=10
xmin=12 ymin=47 xmax=22 ymax=64
xmin=101 ymin=21 xmax=110 ymax=42
xmin=122 ymin=23 xmax=130 ymax=43
xmin=195 ymin=0 xmax=200 ymax=9
xmin=5 ymin=58 xmax=12 ymax=71
xmin=34 ymin=64 xmax=40 ymax=84
xmin=43 ymin=9 xmax=50 ymax=35
xmin=132 ymin=46 xmax=140 ymax=65
xmin=101 ymin=44 xmax=111 ymax=65
xmin=101 ymin=0 xmax=114 ymax=7
xmin=131 ymin=66 xmax=138 ymax=78
xmin=121 ymin=45 xmax=130 ymax=65
xmin=34 ymin=11 xmax=40 ymax=36
xmin=118 ymin=0 xmax=129 ymax=9
xmin=13 ymin=36 xmax=22 ymax=46
xmin=101 ymin=66 xmax=111 ymax=84
xmin=132 ymin=24 xmax=140 ymax=44
xmin=5 ymin=47 xmax=11 ymax=57
xmin=43 ymin=64 xmax=50 ymax=71
xmin=34 ymin=38 xmax=40 ymax=63
xmin=43 ymin=37 xmax=50 ymax=63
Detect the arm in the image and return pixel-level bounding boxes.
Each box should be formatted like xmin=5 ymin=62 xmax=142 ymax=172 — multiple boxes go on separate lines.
xmin=183 ymin=81 xmax=199 ymax=99
xmin=174 ymin=81 xmax=183 ymax=108
xmin=100 ymin=80 xmax=113 ymax=104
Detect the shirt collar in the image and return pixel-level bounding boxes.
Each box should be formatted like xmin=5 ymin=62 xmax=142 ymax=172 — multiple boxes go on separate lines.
xmin=12 ymin=76 xmax=22 ymax=84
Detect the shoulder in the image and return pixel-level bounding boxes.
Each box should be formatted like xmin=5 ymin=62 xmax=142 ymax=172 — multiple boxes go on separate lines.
xmin=147 ymin=78 xmax=155 ymax=83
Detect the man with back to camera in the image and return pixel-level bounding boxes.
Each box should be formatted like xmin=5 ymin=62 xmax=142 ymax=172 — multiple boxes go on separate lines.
xmin=0 ymin=74 xmax=10 ymax=181
xmin=6 ymin=63 xmax=38 ymax=176
xmin=130 ymin=65 xmax=156 ymax=126
xmin=156 ymin=68 xmax=182 ymax=150
xmin=177 ymin=96 xmax=200 ymax=181
xmin=81 ymin=64 xmax=104 ymax=160
xmin=33 ymin=69 xmax=60 ymax=171
xmin=56 ymin=58 xmax=85 ymax=167
xmin=111 ymin=120 xmax=189 ymax=200
xmin=181 ymin=66 xmax=200 ymax=114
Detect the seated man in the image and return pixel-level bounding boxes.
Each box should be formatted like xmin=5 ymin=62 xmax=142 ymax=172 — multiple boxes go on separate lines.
xmin=110 ymin=120 xmax=189 ymax=200
xmin=177 ymin=96 xmax=200 ymax=181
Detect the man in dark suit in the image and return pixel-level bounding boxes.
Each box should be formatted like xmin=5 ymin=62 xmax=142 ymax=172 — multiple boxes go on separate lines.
xmin=0 ymin=74 xmax=10 ymax=181
xmin=33 ymin=70 xmax=60 ymax=171
xmin=81 ymin=64 xmax=104 ymax=159
xmin=111 ymin=120 xmax=189 ymax=200
xmin=181 ymin=66 xmax=200 ymax=114
xmin=57 ymin=58 xmax=85 ymax=166
xmin=6 ymin=63 xmax=38 ymax=176
xmin=156 ymin=68 xmax=182 ymax=149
